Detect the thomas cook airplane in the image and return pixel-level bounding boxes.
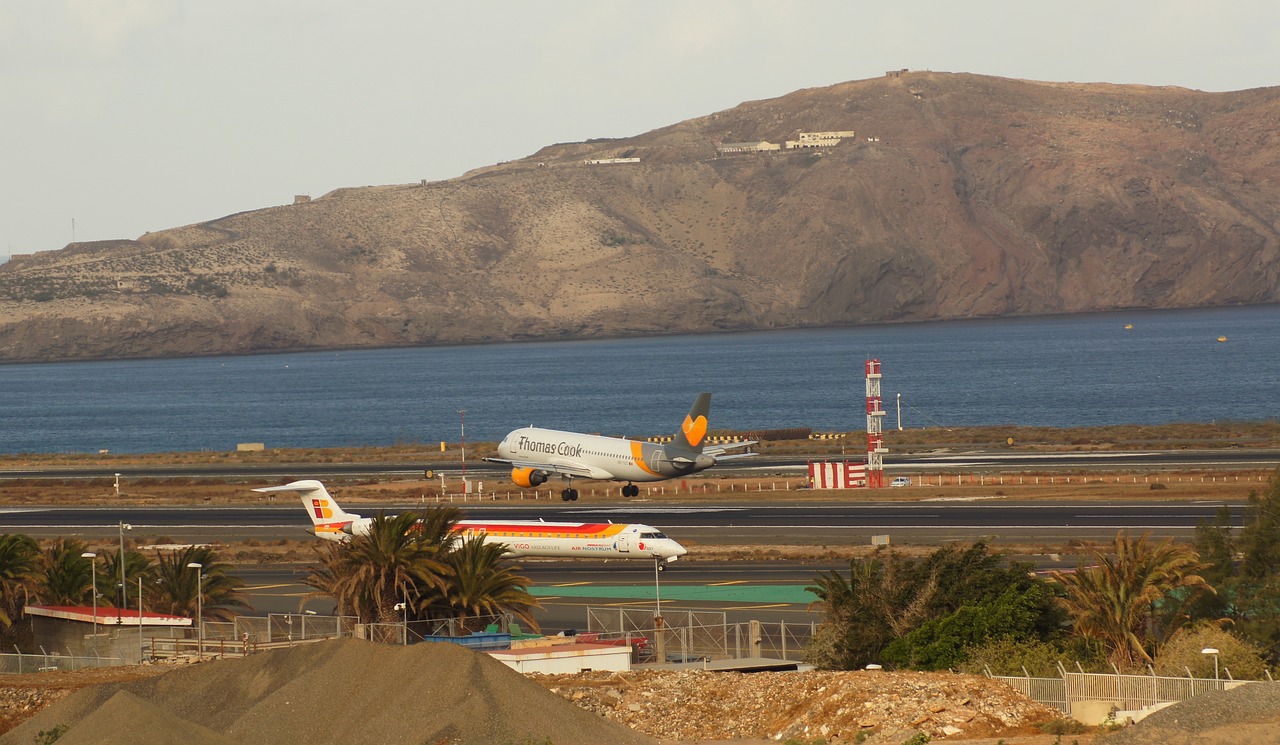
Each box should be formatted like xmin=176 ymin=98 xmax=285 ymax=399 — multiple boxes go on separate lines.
xmin=259 ymin=479 xmax=689 ymax=568
xmin=485 ymin=392 xmax=752 ymax=501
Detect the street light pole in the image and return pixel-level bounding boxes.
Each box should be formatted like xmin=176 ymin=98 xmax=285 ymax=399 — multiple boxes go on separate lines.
xmin=187 ymin=562 xmax=203 ymax=660
xmin=1202 ymin=647 xmax=1220 ymax=680
xmin=459 ymin=408 xmax=467 ymax=489
xmin=117 ymin=522 xmax=132 ymax=621
xmin=81 ymin=552 xmax=97 ymax=653
xmin=394 ymin=602 xmax=408 ymax=645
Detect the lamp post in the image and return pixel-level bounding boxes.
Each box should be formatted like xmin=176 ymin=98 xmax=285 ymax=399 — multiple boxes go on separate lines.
xmin=1202 ymin=647 xmax=1220 ymax=680
xmin=81 ymin=552 xmax=97 ymax=653
xmin=117 ymin=522 xmax=132 ymax=621
xmin=187 ymin=562 xmax=203 ymax=659
xmin=459 ymin=408 xmax=467 ymax=490
xmin=394 ymin=602 xmax=407 ymax=645
xmin=138 ymin=575 xmax=144 ymax=663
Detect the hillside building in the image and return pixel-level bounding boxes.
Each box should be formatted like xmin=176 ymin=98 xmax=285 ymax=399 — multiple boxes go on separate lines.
xmin=716 ymin=141 xmax=781 ymax=154
xmin=785 ymin=130 xmax=857 ymax=149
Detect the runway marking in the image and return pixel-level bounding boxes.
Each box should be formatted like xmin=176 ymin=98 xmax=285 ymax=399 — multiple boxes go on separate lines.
xmin=709 ymin=580 xmax=748 ymax=586
xmin=243 ymin=583 xmax=294 ymax=590
xmin=551 ymin=582 xmax=592 ymax=587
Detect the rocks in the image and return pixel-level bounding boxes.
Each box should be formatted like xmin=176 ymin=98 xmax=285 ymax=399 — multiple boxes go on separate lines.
xmin=538 ymin=669 xmax=1061 ymax=741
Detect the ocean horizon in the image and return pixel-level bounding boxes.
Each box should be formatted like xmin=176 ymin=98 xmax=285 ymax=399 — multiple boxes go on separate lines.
xmin=1 ymin=304 xmax=1276 ymax=454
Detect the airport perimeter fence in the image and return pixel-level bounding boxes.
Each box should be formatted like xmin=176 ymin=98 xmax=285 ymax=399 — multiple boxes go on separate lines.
xmin=0 ymin=650 xmax=124 ymax=674
xmin=586 ymin=606 xmax=815 ymax=664
xmin=201 ymin=613 xmax=357 ymax=645
xmin=988 ymin=664 xmax=1274 ymax=715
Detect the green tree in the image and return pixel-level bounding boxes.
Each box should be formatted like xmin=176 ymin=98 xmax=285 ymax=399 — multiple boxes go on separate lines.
xmin=804 ymin=542 xmax=1063 ymax=670
xmin=98 ymin=547 xmax=156 ymax=610
xmin=882 ymin=583 xmax=1058 ymax=670
xmin=1192 ymin=467 xmax=1280 ymax=663
xmin=37 ymin=538 xmax=94 ymax=605
xmin=421 ymin=536 xmax=541 ymax=633
xmin=1052 ymin=531 xmax=1212 ymax=670
xmin=152 ymin=546 xmax=250 ymax=621
xmin=303 ymin=511 xmax=452 ymax=625
xmin=0 ymin=534 xmax=41 ymax=630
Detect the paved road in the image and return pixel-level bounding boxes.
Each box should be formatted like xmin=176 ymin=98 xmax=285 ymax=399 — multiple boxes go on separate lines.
xmin=1 ymin=499 xmax=1244 ymax=545
xmin=1 ymin=448 xmax=1275 ymax=481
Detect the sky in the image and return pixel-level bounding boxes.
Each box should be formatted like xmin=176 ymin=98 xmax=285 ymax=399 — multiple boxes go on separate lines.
xmin=2 ymin=0 xmax=1278 ymax=259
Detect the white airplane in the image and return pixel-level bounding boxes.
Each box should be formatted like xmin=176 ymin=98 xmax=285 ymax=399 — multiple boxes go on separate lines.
xmin=484 ymin=391 xmax=752 ymax=501
xmin=257 ymin=479 xmax=689 ymax=568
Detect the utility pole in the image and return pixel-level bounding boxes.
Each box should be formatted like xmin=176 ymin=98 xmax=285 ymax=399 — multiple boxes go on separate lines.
xmin=459 ymin=408 xmax=467 ymax=487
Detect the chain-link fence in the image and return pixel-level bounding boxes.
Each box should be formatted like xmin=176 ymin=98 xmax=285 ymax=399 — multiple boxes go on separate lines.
xmin=0 ymin=651 xmax=124 ymax=674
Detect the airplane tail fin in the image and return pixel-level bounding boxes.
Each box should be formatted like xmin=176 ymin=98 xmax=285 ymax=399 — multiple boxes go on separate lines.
xmin=671 ymin=392 xmax=711 ymax=454
xmin=253 ymin=479 xmax=360 ymax=528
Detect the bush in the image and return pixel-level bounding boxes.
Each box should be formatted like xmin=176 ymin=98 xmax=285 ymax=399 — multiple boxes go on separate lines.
xmin=1154 ymin=623 xmax=1270 ymax=679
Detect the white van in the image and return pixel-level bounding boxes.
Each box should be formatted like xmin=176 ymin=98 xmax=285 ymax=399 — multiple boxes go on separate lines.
xmin=889 ymin=476 xmax=912 ymax=487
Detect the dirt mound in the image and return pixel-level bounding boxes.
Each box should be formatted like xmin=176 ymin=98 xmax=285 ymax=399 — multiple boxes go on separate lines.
xmin=0 ymin=639 xmax=655 ymax=745
xmin=1100 ymin=682 xmax=1280 ymax=745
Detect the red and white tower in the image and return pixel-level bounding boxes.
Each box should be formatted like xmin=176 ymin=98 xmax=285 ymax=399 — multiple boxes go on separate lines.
xmin=865 ymin=359 xmax=887 ymax=488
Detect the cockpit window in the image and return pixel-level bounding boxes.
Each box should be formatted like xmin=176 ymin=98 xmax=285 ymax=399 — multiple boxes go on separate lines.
xmin=640 ymin=532 xmax=667 ymax=539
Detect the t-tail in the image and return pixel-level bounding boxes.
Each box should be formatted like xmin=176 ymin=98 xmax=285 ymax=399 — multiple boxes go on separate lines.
xmin=671 ymin=392 xmax=711 ymax=455
xmin=253 ymin=479 xmax=361 ymax=541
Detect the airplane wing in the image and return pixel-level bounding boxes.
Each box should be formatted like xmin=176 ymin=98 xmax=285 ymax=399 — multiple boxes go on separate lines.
xmin=704 ymin=440 xmax=757 ymax=458
xmin=484 ymin=457 xmax=611 ymax=480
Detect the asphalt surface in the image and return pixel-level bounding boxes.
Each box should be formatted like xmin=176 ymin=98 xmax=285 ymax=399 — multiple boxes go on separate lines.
xmin=1 ymin=447 xmax=1276 ymax=480
xmin=0 ymin=499 xmax=1247 ymax=545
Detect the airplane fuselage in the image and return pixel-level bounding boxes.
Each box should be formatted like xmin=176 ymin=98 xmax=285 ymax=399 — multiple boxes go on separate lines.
xmin=496 ymin=427 xmax=715 ymax=483
xmin=454 ymin=519 xmax=686 ymax=562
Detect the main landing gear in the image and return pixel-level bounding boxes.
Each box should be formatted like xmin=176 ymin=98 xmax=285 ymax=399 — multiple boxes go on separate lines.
xmin=621 ymin=483 xmax=640 ymax=498
xmin=560 ymin=487 xmax=579 ymax=502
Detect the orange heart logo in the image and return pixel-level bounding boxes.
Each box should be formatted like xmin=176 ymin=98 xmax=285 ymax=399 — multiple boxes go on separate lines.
xmin=683 ymin=414 xmax=707 ymax=447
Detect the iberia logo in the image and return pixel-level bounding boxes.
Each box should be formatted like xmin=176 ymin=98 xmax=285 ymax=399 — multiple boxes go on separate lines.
xmin=311 ymin=498 xmax=333 ymax=519
xmin=682 ymin=414 xmax=707 ymax=447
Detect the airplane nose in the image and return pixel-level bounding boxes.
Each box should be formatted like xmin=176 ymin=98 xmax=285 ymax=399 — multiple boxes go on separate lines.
xmin=671 ymin=541 xmax=688 ymax=557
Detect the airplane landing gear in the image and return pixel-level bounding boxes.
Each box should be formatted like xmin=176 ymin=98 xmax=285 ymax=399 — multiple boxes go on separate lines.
xmin=560 ymin=488 xmax=579 ymax=501
xmin=621 ymin=483 xmax=639 ymax=498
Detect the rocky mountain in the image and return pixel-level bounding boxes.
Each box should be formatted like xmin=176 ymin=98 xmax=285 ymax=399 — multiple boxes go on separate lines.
xmin=3 ymin=71 xmax=1278 ymax=363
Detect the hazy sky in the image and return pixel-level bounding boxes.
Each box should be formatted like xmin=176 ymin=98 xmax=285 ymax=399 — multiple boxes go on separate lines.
xmin=3 ymin=1 xmax=1277 ymax=258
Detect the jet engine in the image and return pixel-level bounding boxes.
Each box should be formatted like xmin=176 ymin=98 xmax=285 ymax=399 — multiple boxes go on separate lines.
xmin=511 ymin=467 xmax=549 ymax=488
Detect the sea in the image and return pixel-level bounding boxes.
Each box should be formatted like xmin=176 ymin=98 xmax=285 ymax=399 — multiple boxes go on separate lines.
xmin=0 ymin=305 xmax=1276 ymax=455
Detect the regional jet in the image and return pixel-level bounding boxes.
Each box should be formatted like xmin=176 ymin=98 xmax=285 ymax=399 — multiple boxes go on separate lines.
xmin=258 ymin=479 xmax=689 ymax=568
xmin=485 ymin=392 xmax=753 ymax=501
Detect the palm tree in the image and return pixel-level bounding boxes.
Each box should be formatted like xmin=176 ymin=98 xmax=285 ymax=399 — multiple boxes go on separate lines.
xmin=0 ymin=534 xmax=41 ymax=630
xmin=423 ymin=536 xmax=541 ymax=633
xmin=303 ymin=511 xmax=452 ymax=625
xmin=37 ymin=538 xmax=94 ymax=605
xmin=1052 ymin=531 xmax=1213 ymax=669
xmin=98 ymin=547 xmax=157 ymax=610
xmin=152 ymin=546 xmax=250 ymax=621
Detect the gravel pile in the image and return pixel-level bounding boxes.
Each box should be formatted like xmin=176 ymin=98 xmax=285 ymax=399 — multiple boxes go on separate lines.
xmin=0 ymin=639 xmax=656 ymax=745
xmin=540 ymin=669 xmax=1062 ymax=742
xmin=1099 ymin=682 xmax=1280 ymax=745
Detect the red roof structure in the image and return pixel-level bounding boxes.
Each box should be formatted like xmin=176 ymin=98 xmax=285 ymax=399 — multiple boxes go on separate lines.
xmin=24 ymin=605 xmax=192 ymax=627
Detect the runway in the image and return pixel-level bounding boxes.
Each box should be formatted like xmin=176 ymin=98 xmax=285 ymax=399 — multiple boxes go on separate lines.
xmin=0 ymin=498 xmax=1244 ymax=545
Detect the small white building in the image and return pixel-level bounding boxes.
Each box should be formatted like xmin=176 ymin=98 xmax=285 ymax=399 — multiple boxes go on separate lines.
xmin=488 ymin=642 xmax=632 ymax=673
xmin=24 ymin=605 xmax=192 ymax=664
xmin=716 ymin=141 xmax=782 ymax=154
